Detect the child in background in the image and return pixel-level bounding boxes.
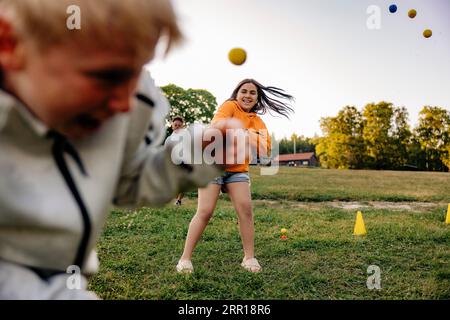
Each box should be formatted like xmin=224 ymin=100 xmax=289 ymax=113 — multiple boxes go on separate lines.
xmin=0 ymin=0 xmax=240 ymax=299
xmin=177 ymin=79 xmax=294 ymax=274
xmin=165 ymin=116 xmax=186 ymax=205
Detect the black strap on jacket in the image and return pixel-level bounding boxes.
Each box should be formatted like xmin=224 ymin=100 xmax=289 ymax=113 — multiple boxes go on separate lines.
xmin=136 ymin=93 xmax=155 ymax=108
xmin=47 ymin=131 xmax=91 ymax=270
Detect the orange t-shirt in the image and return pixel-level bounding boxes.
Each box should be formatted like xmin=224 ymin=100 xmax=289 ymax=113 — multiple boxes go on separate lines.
xmin=211 ymin=100 xmax=271 ymax=172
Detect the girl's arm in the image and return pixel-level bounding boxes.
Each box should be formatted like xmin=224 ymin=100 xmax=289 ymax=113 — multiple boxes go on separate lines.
xmin=211 ymin=101 xmax=235 ymax=124
xmin=257 ymin=120 xmax=271 ymax=161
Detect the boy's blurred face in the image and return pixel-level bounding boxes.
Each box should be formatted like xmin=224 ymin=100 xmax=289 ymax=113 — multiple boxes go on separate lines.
xmin=8 ymin=39 xmax=154 ymax=139
xmin=171 ymin=119 xmax=183 ymax=131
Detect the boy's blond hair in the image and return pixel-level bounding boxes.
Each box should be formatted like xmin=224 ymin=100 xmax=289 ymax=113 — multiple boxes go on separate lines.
xmin=0 ymin=0 xmax=182 ymax=55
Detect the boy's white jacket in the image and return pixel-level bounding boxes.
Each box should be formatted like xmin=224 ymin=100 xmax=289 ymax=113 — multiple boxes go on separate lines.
xmin=0 ymin=69 xmax=222 ymax=274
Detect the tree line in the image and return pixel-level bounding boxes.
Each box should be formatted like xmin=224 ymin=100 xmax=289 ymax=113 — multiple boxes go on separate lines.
xmin=161 ymin=84 xmax=449 ymax=172
xmin=278 ymin=134 xmax=316 ymax=155
xmin=315 ymin=103 xmax=449 ymax=171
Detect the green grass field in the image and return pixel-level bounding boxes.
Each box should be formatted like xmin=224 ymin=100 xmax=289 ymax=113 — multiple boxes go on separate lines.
xmin=89 ymin=167 xmax=450 ymax=300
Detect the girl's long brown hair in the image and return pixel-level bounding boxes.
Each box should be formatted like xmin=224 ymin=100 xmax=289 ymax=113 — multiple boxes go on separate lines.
xmin=228 ymin=79 xmax=294 ymax=118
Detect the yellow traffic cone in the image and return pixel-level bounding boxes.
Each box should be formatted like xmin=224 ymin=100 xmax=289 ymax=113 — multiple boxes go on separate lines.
xmin=353 ymin=211 xmax=367 ymax=236
xmin=446 ymin=204 xmax=450 ymax=224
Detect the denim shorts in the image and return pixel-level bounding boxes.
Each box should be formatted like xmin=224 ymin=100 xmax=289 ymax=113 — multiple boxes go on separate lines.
xmin=211 ymin=171 xmax=250 ymax=185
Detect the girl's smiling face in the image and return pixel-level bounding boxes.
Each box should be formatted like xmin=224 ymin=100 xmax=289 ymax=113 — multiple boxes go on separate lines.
xmin=236 ymin=82 xmax=258 ymax=112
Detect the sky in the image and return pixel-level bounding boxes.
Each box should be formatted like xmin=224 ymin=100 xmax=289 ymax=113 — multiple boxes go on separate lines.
xmin=147 ymin=0 xmax=450 ymax=140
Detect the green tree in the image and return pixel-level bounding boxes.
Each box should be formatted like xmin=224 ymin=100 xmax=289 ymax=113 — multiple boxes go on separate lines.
xmin=415 ymin=106 xmax=450 ymax=171
xmin=161 ymin=84 xmax=217 ymax=134
xmin=362 ymin=102 xmax=394 ymax=169
xmin=405 ymin=135 xmax=427 ymax=170
xmin=278 ymin=134 xmax=316 ymax=154
xmin=362 ymin=102 xmax=412 ymax=169
xmin=279 ymin=136 xmax=291 ymax=154
xmin=391 ymin=107 xmax=413 ymax=169
xmin=316 ymin=106 xmax=364 ymax=169
xmin=441 ymin=145 xmax=450 ymax=171
xmin=293 ymin=134 xmax=316 ymax=153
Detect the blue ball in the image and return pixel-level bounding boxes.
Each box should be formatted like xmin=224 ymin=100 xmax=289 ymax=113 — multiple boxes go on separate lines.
xmin=389 ymin=4 xmax=397 ymax=13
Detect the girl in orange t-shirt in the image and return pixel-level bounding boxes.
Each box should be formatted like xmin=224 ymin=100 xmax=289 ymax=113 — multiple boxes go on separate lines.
xmin=177 ymin=79 xmax=294 ymax=273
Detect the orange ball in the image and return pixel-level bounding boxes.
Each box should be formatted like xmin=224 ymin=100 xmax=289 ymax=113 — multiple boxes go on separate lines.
xmin=408 ymin=9 xmax=417 ymax=19
xmin=228 ymin=48 xmax=247 ymax=66
xmin=423 ymin=29 xmax=432 ymax=38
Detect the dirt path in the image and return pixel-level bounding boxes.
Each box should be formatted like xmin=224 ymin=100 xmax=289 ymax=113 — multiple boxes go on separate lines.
xmin=253 ymin=200 xmax=443 ymax=211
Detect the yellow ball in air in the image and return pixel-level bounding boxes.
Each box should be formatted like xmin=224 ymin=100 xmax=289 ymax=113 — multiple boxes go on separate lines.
xmin=408 ymin=9 xmax=417 ymax=19
xmin=228 ymin=48 xmax=247 ymax=65
xmin=423 ymin=29 xmax=432 ymax=38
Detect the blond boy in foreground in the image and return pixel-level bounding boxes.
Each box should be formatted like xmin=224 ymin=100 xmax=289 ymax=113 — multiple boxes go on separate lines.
xmin=0 ymin=0 xmax=240 ymax=299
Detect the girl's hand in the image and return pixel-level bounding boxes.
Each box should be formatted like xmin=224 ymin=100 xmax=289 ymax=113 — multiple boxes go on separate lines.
xmin=203 ymin=118 xmax=249 ymax=167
